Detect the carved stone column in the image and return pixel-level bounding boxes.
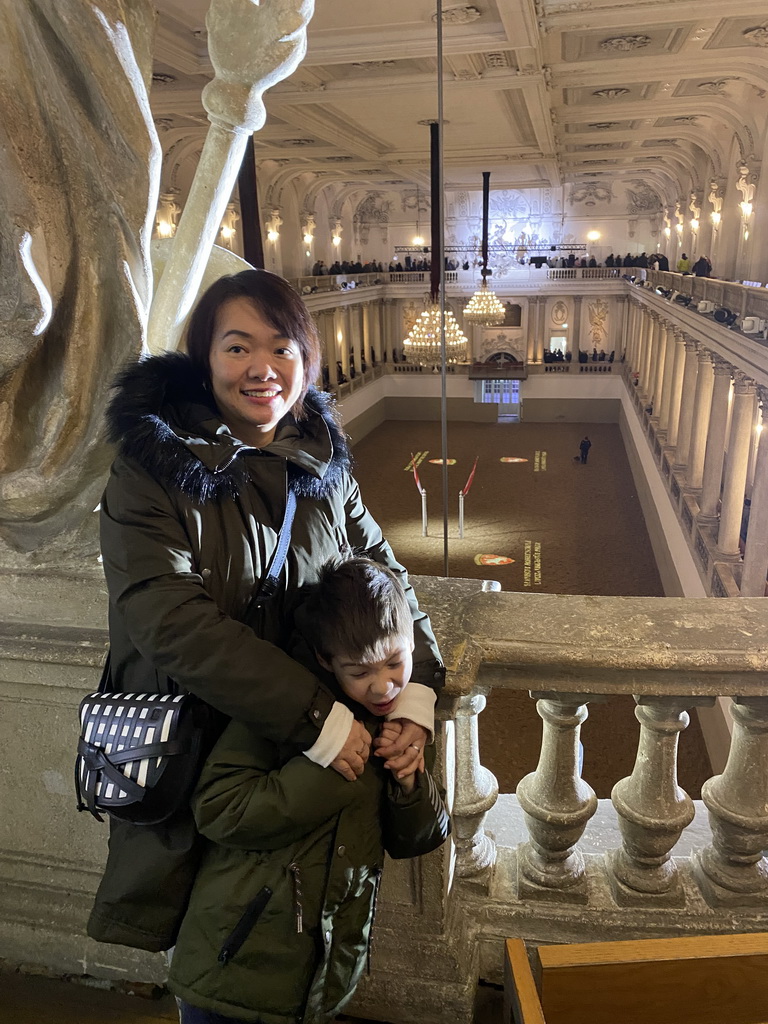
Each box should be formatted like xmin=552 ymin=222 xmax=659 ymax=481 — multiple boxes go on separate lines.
xmin=665 ymin=330 xmax=687 ymax=448
xmin=536 ymin=296 xmax=547 ymax=363
xmin=631 ymin=302 xmax=644 ymax=378
xmin=640 ymin=309 xmax=655 ymax=401
xmin=571 ymin=296 xmax=583 ymax=362
xmin=694 ymin=697 xmax=768 ymax=906
xmin=717 ymin=375 xmax=757 ymax=557
xmin=626 ymin=302 xmax=639 ymax=373
xmin=686 ymin=347 xmax=714 ymax=490
xmin=650 ymin=316 xmax=666 ymax=416
xmin=516 ymin=694 xmax=597 ymax=903
xmin=607 ymin=697 xmax=704 ymax=906
xmin=698 ymin=358 xmax=733 ymax=522
xmin=741 ymin=387 xmax=768 ymax=596
xmin=453 ymin=692 xmax=498 ymax=880
xmin=658 ymin=323 xmax=677 ymax=433
xmin=351 ymin=306 xmax=363 ymax=379
xmin=673 ymin=339 xmax=699 ymax=470
xmin=361 ymin=302 xmax=372 ymax=368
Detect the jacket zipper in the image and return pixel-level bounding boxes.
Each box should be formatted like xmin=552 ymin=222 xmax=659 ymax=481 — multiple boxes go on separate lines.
xmin=217 ymin=886 xmax=273 ymax=965
xmin=366 ymin=868 xmax=383 ymax=975
xmin=289 ymin=861 xmax=304 ymax=934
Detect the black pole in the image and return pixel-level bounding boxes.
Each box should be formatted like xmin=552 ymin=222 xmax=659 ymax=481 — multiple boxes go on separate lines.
xmin=429 ymin=121 xmax=441 ymax=305
xmin=481 ymin=170 xmax=490 ymax=283
xmin=237 ymin=137 xmax=264 ymax=268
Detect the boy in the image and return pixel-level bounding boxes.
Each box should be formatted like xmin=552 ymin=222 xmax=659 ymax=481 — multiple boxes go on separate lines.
xmin=168 ymin=558 xmax=451 ymax=1024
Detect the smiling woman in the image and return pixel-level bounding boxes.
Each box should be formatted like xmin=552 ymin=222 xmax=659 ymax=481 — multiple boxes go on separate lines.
xmin=89 ymin=269 xmax=446 ymax=982
xmin=208 ymin=298 xmax=305 ymax=447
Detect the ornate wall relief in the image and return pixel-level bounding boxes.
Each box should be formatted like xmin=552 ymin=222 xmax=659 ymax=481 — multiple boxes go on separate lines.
xmin=551 ymin=301 xmax=568 ymax=326
xmin=588 ymin=298 xmax=609 ymax=347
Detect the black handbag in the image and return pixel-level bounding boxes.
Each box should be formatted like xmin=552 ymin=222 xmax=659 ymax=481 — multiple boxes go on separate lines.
xmin=75 ymin=490 xmax=297 ymax=825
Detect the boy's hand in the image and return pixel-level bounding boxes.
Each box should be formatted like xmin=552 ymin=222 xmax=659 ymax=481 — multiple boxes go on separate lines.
xmin=374 ymin=719 xmax=428 ymax=779
xmin=330 ymin=719 xmax=371 ymax=781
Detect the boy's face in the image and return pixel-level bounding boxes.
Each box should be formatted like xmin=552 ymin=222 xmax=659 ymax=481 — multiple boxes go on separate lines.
xmin=320 ymin=638 xmax=414 ymax=716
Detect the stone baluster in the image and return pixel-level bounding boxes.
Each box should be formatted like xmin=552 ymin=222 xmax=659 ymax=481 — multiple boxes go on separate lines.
xmin=453 ymin=692 xmax=499 ymax=880
xmin=516 ymin=693 xmax=597 ymax=902
xmin=607 ymin=697 xmax=708 ymax=905
xmin=694 ymin=697 xmax=768 ymax=906
xmin=658 ymin=323 xmax=677 ymax=433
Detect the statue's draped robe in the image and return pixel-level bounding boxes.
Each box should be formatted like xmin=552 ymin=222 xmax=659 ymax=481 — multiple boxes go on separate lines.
xmin=0 ymin=0 xmax=158 ymax=562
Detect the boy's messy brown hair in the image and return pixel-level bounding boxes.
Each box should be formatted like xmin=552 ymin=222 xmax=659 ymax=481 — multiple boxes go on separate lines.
xmin=303 ymin=557 xmax=413 ymax=664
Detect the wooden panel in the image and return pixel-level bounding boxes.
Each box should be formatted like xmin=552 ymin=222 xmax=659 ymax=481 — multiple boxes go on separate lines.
xmin=538 ymin=934 xmax=768 ymax=1024
xmin=504 ymin=939 xmax=547 ymax=1024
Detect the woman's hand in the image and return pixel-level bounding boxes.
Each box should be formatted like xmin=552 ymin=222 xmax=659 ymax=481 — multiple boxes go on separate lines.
xmin=373 ymin=719 xmax=427 ymax=779
xmin=329 ymin=719 xmax=371 ymax=781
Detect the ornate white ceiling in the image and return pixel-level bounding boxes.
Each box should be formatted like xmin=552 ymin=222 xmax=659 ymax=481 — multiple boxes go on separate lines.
xmin=151 ymin=0 xmax=768 ymax=199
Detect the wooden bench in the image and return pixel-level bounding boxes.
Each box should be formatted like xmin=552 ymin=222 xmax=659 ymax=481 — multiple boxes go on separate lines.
xmin=504 ymin=932 xmax=768 ymax=1024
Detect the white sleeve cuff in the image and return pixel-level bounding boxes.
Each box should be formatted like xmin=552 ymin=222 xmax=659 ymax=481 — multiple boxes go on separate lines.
xmin=303 ymin=701 xmax=354 ymax=768
xmin=387 ymin=683 xmax=436 ymax=742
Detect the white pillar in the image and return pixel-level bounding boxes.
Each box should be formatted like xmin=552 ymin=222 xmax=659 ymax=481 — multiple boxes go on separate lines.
xmin=571 ymin=296 xmax=582 ymax=362
xmin=651 ymin=316 xmax=666 ymax=416
xmin=687 ymin=348 xmax=714 ymax=490
xmin=717 ymin=376 xmax=757 ymax=556
xmin=641 ymin=309 xmax=655 ymax=400
xmin=666 ymin=330 xmax=687 ymax=448
xmin=741 ymin=387 xmax=768 ymax=596
xmin=673 ymin=340 xmax=699 ymax=470
xmin=699 ymin=358 xmax=734 ymax=522
xmin=658 ymin=323 xmax=676 ymax=433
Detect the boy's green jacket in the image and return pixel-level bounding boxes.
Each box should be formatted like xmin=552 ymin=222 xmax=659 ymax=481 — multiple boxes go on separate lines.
xmin=167 ymin=719 xmax=450 ymax=1024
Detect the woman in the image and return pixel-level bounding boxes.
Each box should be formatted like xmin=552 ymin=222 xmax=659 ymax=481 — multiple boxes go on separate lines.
xmin=677 ymin=253 xmax=691 ymax=274
xmin=88 ymin=269 xmax=444 ymax=953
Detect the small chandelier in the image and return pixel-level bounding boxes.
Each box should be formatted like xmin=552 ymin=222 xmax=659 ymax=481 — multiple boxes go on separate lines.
xmin=464 ymin=280 xmax=506 ymax=326
xmin=404 ymin=304 xmax=469 ymax=365
xmin=464 ymin=170 xmax=506 ymax=327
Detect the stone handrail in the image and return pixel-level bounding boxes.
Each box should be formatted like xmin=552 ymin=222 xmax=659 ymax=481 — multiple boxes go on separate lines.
xmin=410 ymin=580 xmax=768 ymax=908
xmin=646 ymin=268 xmax=768 ymax=324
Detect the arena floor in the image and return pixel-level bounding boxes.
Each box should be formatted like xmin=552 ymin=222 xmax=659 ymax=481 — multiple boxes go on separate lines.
xmin=352 ymin=419 xmax=712 ymax=799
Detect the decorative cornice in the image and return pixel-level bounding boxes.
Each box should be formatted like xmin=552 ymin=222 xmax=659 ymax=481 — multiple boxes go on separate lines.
xmin=743 ymin=25 xmax=768 ymax=47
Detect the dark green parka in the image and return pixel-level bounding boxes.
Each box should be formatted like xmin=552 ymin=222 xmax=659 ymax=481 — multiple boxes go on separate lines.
xmin=87 ymin=353 xmax=444 ymax=952
xmin=167 ymin=716 xmax=450 ymax=1024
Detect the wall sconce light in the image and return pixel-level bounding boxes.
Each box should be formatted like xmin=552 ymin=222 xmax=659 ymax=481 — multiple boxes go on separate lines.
xmin=303 ymin=232 xmax=314 ymax=245
xmin=740 ymin=201 xmax=753 ymax=219
xmin=219 ymin=203 xmax=239 ymax=250
xmin=267 ymin=229 xmax=280 ymax=242
xmin=690 ymin=218 xmax=699 ymax=232
xmin=710 ymin=211 xmax=721 ymax=225
xmin=332 ymin=234 xmax=342 ymax=247
xmin=675 ymin=223 xmax=683 ymax=234
xmin=586 ymin=230 xmax=601 ymax=241
xmin=664 ymin=226 xmax=671 ymax=238
xmin=155 ymin=191 xmax=181 ymax=239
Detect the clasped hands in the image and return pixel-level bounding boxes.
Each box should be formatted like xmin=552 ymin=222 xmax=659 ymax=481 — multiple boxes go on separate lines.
xmin=330 ymin=718 xmax=427 ymax=785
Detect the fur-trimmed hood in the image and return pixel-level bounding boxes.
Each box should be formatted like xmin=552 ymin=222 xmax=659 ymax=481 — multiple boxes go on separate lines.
xmin=106 ymin=352 xmax=351 ymax=503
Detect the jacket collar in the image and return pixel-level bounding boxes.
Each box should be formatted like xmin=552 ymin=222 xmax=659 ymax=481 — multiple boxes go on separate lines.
xmin=106 ymin=352 xmax=351 ymax=503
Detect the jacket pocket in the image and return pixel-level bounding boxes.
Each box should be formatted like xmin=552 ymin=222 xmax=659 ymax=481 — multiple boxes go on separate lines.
xmin=217 ymin=886 xmax=273 ymax=965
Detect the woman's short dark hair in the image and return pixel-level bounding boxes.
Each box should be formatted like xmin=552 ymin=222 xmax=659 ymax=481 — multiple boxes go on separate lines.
xmin=185 ymin=269 xmax=322 ymax=419
xmin=303 ymin=557 xmax=414 ymax=664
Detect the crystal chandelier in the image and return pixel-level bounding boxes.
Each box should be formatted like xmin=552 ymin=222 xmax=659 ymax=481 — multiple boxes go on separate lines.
xmin=464 ymin=280 xmax=506 ymax=325
xmin=464 ymin=170 xmax=507 ymax=327
xmin=403 ymin=304 xmax=469 ymax=365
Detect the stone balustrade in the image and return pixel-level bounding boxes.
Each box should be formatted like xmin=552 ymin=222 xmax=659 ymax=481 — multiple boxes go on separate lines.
xmin=2 ymin=574 xmax=768 ymax=1024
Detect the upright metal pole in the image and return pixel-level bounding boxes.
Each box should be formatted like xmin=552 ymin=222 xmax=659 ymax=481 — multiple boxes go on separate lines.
xmin=435 ymin=0 xmax=449 ymax=576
